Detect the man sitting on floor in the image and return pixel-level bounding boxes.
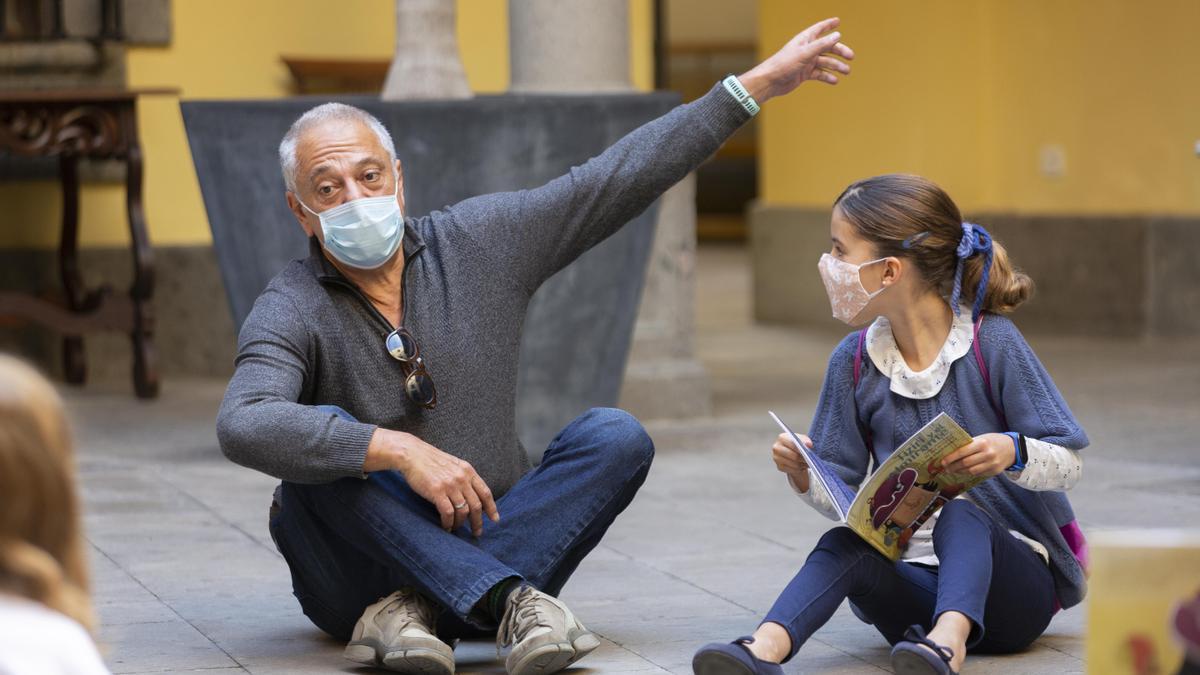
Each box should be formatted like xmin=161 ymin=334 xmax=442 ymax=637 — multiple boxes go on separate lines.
xmin=216 ymin=17 xmax=853 ymax=675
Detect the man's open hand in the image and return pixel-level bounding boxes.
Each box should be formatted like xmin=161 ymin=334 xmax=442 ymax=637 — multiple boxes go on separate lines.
xmin=738 ymin=17 xmax=854 ymax=103
xmin=366 ymin=429 xmax=499 ymax=536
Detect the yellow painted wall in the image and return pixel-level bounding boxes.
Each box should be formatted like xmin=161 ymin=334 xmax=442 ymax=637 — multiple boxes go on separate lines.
xmin=759 ymin=0 xmax=1200 ymax=215
xmin=667 ymin=0 xmax=756 ymax=45
xmin=1 ymin=0 xmax=653 ymax=249
xmin=629 ymin=0 xmax=655 ymax=92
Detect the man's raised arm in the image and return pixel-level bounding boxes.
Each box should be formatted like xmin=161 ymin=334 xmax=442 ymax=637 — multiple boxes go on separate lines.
xmin=442 ymin=18 xmax=853 ymax=293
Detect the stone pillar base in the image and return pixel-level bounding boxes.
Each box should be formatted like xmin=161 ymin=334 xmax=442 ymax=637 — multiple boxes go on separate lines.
xmin=619 ymin=356 xmax=711 ymax=420
xmin=619 ymin=174 xmax=713 ymax=420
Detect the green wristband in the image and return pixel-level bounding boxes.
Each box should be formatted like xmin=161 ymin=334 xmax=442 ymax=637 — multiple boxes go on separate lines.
xmin=722 ymin=75 xmax=760 ymax=117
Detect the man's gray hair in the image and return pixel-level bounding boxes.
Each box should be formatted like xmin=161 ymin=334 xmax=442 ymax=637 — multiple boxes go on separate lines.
xmin=278 ymin=103 xmax=397 ymax=193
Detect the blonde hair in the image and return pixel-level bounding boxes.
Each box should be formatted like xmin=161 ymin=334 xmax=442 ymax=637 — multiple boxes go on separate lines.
xmin=833 ymin=174 xmax=1033 ymax=315
xmin=0 ymin=355 xmax=94 ymax=632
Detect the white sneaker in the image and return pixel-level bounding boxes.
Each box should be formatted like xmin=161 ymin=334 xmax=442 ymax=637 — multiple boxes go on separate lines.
xmin=497 ymin=586 xmax=602 ymax=675
xmin=343 ymin=588 xmax=454 ymax=674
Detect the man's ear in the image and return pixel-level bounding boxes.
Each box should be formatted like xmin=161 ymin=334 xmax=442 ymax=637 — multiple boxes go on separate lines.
xmin=286 ymin=191 xmax=317 ymax=238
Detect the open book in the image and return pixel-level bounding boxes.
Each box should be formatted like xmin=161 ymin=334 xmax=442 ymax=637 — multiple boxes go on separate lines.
xmin=770 ymin=411 xmax=985 ymax=561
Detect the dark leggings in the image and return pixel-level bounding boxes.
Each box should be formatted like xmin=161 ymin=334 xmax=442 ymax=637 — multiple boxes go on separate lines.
xmin=763 ymin=499 xmax=1056 ymax=662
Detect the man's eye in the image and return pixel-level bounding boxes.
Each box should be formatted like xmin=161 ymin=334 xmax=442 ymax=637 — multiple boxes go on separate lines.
xmin=318 ymin=186 xmax=334 ymax=196
xmin=365 ymin=171 xmax=380 ymax=181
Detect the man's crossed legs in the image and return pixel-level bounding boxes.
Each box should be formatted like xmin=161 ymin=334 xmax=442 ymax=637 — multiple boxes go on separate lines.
xmin=268 ymin=407 xmax=654 ymax=674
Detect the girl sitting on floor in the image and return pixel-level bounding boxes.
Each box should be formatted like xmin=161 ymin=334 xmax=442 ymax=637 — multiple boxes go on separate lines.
xmin=693 ymin=174 xmax=1088 ymax=675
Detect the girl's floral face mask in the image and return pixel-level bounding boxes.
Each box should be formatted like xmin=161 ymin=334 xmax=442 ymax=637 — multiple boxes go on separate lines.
xmin=818 ymin=253 xmax=887 ymax=325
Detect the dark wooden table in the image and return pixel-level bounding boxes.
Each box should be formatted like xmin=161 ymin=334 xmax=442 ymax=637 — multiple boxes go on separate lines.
xmin=0 ymin=88 xmax=175 ymax=398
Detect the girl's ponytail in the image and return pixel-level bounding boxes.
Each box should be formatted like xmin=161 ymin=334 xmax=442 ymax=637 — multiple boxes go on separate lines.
xmin=961 ymin=237 xmax=1034 ymax=316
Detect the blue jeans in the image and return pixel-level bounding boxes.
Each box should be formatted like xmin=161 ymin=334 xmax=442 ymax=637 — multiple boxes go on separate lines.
xmin=268 ymin=406 xmax=654 ymax=642
xmin=763 ymin=499 xmax=1056 ymax=662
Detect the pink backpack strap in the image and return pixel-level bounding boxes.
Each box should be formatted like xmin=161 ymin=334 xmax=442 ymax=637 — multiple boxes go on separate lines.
xmin=1059 ymin=520 xmax=1090 ymax=573
xmin=972 ymin=314 xmax=1009 ymax=430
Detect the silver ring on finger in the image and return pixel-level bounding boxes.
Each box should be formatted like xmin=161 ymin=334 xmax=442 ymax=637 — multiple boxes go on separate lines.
xmin=453 ymin=501 xmax=468 ymax=510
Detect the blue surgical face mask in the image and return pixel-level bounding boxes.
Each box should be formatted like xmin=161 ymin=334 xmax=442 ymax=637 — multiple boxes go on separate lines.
xmin=299 ymin=182 xmax=403 ymax=270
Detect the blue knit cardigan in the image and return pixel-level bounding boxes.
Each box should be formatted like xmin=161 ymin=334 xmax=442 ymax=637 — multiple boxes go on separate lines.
xmin=808 ymin=313 xmax=1090 ymax=609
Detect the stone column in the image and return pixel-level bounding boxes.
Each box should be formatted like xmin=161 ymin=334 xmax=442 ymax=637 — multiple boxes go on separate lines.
xmin=618 ymin=174 xmax=713 ymax=419
xmin=508 ymin=0 xmax=712 ymax=420
xmin=382 ymin=0 xmax=471 ymax=101
xmin=508 ymin=0 xmax=631 ymax=93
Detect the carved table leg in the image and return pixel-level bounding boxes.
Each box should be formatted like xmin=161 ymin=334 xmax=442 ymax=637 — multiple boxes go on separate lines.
xmin=124 ymin=122 xmax=159 ymax=398
xmin=58 ymin=153 xmax=86 ymax=384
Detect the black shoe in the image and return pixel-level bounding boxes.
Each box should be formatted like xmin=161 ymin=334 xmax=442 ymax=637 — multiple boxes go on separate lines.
xmin=890 ymin=625 xmax=959 ymax=675
xmin=692 ymin=636 xmax=784 ymax=675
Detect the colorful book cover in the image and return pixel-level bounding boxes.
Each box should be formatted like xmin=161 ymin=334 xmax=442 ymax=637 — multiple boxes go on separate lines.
xmin=771 ymin=411 xmax=983 ymax=560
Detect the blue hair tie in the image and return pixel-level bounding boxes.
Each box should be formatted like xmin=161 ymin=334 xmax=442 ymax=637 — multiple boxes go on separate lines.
xmin=949 ymin=222 xmax=994 ymax=320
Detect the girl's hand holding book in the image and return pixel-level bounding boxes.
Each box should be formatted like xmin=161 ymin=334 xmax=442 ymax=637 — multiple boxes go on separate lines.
xmin=773 ymin=432 xmax=813 ymax=492
xmin=941 ymin=433 xmax=1017 ymax=478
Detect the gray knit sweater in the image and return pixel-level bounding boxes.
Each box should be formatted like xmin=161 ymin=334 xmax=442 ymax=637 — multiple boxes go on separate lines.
xmin=216 ymin=83 xmax=749 ymax=496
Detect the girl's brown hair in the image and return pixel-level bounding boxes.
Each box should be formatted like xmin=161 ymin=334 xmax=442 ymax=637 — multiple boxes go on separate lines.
xmin=833 ymin=173 xmax=1032 ymax=315
xmin=0 ymin=355 xmax=94 ymax=632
